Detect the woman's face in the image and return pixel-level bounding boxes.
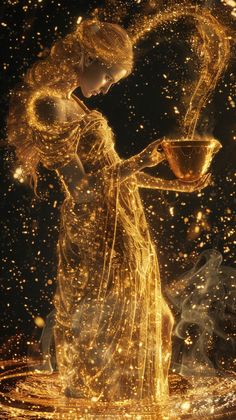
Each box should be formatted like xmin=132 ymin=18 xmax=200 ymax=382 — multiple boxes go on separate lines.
xmin=78 ymin=59 xmax=128 ymax=98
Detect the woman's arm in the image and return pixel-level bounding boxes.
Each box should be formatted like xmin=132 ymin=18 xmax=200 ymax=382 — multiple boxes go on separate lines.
xmin=101 ymin=138 xmax=166 ymax=181
xmin=55 ymin=155 xmax=97 ymax=203
xmin=135 ymin=171 xmax=212 ymax=192
xmin=56 ymin=139 xmax=166 ymax=202
xmin=55 ymin=151 xmax=161 ymax=203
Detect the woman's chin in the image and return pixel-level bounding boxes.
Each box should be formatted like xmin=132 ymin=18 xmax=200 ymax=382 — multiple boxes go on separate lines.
xmin=80 ymin=87 xmax=92 ymax=98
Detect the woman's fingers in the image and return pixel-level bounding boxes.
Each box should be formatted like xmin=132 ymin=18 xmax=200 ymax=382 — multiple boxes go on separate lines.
xmin=173 ymin=173 xmax=213 ymax=192
xmin=196 ymin=173 xmax=211 ymax=188
xmin=190 ymin=173 xmax=212 ymax=191
xmin=144 ymin=139 xmax=162 ymax=155
xmin=139 ymin=139 xmax=165 ymax=167
xmin=149 ymin=149 xmax=166 ymax=164
xmin=149 ymin=138 xmax=163 ymax=151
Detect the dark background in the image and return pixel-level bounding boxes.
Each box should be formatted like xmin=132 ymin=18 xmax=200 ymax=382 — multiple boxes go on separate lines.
xmin=0 ymin=0 xmax=235 ymax=360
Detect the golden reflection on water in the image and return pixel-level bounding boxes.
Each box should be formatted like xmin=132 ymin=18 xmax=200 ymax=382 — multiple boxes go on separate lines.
xmin=0 ymin=359 xmax=236 ymax=419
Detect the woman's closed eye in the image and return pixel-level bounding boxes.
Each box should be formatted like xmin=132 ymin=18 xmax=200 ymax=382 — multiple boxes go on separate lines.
xmin=105 ymin=74 xmax=113 ymax=83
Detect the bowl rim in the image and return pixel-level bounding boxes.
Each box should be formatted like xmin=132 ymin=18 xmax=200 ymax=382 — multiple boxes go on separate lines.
xmin=161 ymin=138 xmax=222 ymax=148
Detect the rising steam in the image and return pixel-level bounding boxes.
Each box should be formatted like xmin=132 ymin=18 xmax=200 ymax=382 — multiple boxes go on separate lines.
xmin=166 ymin=249 xmax=236 ymax=376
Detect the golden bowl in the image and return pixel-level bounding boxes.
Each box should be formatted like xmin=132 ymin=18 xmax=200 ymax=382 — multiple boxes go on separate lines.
xmin=161 ymin=138 xmax=222 ymax=181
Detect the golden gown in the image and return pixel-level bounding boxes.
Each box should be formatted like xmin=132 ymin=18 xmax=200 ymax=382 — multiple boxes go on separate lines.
xmin=23 ymin=88 xmax=173 ymax=403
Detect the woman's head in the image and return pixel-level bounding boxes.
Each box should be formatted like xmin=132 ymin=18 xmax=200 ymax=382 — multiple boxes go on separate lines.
xmin=8 ymin=19 xmax=134 ymax=197
xmin=78 ymin=59 xmax=128 ymax=98
xmin=24 ymin=19 xmax=134 ymax=98
xmin=75 ymin=19 xmax=134 ymax=72
xmin=73 ymin=20 xmax=134 ymax=97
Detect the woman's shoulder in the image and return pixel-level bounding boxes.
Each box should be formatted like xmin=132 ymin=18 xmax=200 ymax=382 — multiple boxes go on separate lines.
xmin=25 ymin=89 xmax=88 ymax=132
xmin=9 ymin=83 xmax=108 ymax=136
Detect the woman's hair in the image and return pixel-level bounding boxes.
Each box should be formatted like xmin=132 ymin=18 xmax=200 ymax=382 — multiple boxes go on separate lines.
xmin=75 ymin=19 xmax=134 ymax=73
xmin=24 ymin=19 xmax=134 ymax=88
xmin=7 ymin=19 xmax=134 ymax=196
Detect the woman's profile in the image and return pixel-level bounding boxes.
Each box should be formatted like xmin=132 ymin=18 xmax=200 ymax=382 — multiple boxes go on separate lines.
xmin=7 ymin=19 xmax=210 ymax=402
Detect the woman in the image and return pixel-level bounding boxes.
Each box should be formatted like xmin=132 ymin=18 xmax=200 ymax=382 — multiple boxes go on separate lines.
xmin=7 ymin=19 xmax=210 ymax=402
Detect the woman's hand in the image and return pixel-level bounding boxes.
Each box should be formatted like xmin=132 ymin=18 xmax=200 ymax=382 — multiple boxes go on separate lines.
xmin=139 ymin=139 xmax=166 ymax=168
xmin=174 ymin=173 xmax=212 ymax=193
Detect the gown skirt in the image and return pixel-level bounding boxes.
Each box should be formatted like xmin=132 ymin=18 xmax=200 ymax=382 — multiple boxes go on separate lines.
xmin=22 ymin=89 xmax=173 ymax=402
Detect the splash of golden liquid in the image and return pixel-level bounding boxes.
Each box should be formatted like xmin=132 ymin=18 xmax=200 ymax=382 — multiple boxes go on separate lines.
xmin=129 ymin=4 xmax=231 ymax=138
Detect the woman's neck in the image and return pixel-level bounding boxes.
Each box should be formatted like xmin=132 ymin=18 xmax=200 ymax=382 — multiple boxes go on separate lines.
xmin=50 ymin=78 xmax=81 ymax=99
xmin=51 ymin=53 xmax=84 ymax=99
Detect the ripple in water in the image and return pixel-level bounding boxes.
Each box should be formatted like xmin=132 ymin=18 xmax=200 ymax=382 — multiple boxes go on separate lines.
xmin=0 ymin=359 xmax=235 ymax=419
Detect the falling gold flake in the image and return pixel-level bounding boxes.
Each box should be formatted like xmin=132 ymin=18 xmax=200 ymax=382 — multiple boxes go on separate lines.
xmin=34 ymin=316 xmax=45 ymax=328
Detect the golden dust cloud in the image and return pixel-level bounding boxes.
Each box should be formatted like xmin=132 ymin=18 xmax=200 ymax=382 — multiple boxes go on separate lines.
xmin=129 ymin=4 xmax=231 ymax=139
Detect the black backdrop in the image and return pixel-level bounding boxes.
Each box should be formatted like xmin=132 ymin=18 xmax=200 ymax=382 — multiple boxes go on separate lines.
xmin=0 ymin=0 xmax=235 ymax=359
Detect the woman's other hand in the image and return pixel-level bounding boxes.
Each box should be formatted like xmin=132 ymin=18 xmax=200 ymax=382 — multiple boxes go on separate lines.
xmin=177 ymin=173 xmax=213 ymax=192
xmin=139 ymin=139 xmax=166 ymax=168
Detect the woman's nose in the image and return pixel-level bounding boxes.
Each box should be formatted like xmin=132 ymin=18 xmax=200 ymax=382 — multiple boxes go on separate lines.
xmin=102 ymin=83 xmax=112 ymax=94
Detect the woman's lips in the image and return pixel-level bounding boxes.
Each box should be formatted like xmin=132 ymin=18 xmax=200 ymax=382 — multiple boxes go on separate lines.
xmin=92 ymin=90 xmax=101 ymax=96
